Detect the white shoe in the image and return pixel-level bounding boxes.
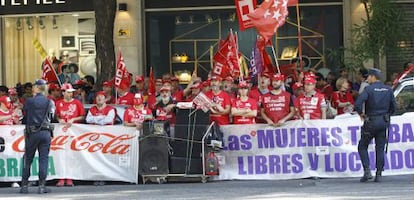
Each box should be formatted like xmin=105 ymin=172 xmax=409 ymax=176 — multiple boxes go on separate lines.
xmin=11 ymin=182 xmax=20 ymax=188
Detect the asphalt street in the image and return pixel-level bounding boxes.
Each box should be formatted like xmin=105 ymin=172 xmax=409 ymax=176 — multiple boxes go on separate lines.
xmin=1 ymin=175 xmax=414 ymax=200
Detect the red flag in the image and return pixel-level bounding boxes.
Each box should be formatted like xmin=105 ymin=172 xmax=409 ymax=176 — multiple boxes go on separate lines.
xmin=212 ymin=31 xmax=240 ymax=78
xmin=42 ymin=58 xmax=59 ymax=84
xmin=114 ymin=51 xmax=131 ymax=89
xmin=146 ymin=67 xmax=157 ymax=109
xmin=248 ymin=0 xmax=290 ymax=42
xmin=235 ymin=0 xmax=257 ymax=31
xmin=287 ymin=0 xmax=298 ymax=6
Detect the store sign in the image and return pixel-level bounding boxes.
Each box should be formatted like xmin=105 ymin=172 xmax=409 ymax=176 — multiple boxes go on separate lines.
xmin=0 ymin=0 xmax=93 ymax=15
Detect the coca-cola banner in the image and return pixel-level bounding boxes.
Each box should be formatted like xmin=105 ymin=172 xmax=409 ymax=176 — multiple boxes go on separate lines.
xmin=0 ymin=124 xmax=139 ymax=183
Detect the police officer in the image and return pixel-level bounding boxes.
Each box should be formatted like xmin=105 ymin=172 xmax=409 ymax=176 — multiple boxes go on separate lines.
xmin=355 ymin=68 xmax=396 ymax=182
xmin=20 ymin=79 xmax=55 ymax=194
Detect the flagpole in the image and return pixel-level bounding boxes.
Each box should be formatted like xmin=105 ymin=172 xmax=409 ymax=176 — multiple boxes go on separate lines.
xmin=295 ymin=3 xmax=304 ymax=72
xmin=270 ymin=45 xmax=281 ymax=74
xmin=235 ymin=31 xmax=243 ymax=81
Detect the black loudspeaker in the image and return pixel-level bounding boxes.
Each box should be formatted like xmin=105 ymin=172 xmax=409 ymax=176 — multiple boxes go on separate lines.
xmin=169 ymin=156 xmax=203 ymax=174
xmin=176 ymin=108 xmax=210 ymax=125
xmin=142 ymin=121 xmax=170 ymax=136
xmin=139 ymin=136 xmax=169 ymax=175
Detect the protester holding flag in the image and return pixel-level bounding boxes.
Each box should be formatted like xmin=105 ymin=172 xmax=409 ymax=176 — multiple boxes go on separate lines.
xmin=261 ymin=73 xmax=295 ymax=126
xmin=231 ymin=81 xmax=257 ymax=124
xmin=294 ymin=74 xmax=327 ymax=120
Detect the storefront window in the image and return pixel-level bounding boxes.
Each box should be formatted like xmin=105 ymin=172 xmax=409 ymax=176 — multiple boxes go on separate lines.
xmin=2 ymin=13 xmax=96 ymax=87
xmin=146 ymin=5 xmax=343 ymax=80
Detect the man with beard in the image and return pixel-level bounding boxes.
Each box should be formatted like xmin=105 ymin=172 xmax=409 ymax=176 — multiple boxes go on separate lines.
xmin=261 ymin=74 xmax=295 ymax=126
xmin=294 ymin=74 xmax=327 ymax=120
xmin=205 ymin=76 xmax=231 ymax=126
xmin=231 ymin=81 xmax=257 ymax=124
xmin=55 ymin=83 xmax=85 ymax=187
xmin=249 ymin=72 xmax=271 ymax=123
xmin=153 ymin=86 xmax=176 ymax=125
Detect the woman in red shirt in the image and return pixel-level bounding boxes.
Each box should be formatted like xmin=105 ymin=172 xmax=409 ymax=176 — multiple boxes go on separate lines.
xmin=231 ymin=81 xmax=257 ymax=124
xmin=332 ymin=77 xmax=354 ymax=115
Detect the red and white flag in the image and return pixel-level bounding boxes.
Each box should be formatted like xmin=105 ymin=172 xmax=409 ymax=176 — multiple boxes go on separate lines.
xmin=235 ymin=0 xmax=257 ymax=31
xmin=212 ymin=31 xmax=240 ymax=78
xmin=114 ymin=51 xmax=131 ymax=89
xmin=248 ymin=0 xmax=290 ymax=42
xmin=42 ymin=58 xmax=59 ymax=84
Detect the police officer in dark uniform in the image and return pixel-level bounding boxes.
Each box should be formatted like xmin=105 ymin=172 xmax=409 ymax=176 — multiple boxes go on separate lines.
xmin=20 ymin=79 xmax=55 ymax=194
xmin=355 ymin=68 xmax=396 ymax=182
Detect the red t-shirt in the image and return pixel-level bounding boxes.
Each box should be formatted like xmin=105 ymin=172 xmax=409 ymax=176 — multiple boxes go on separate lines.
xmin=123 ymin=106 xmax=153 ymax=124
xmin=56 ymin=98 xmax=86 ymax=122
xmin=116 ymin=92 xmax=135 ymax=106
xmin=88 ymin=105 xmax=116 ymax=125
xmin=331 ymin=91 xmax=354 ymax=114
xmin=154 ymin=101 xmax=176 ymax=124
xmin=172 ymin=90 xmax=184 ymax=102
xmin=294 ymin=92 xmax=326 ymax=120
xmin=0 ymin=109 xmax=14 ymax=125
xmin=319 ymin=84 xmax=334 ymax=101
xmin=249 ymin=87 xmax=270 ymax=123
xmin=205 ymin=90 xmax=231 ymax=125
xmin=231 ymin=97 xmax=257 ymax=124
xmin=262 ymin=91 xmax=293 ymax=123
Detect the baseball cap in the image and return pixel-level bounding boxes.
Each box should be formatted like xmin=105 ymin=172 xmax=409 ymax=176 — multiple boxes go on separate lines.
xmin=160 ymin=86 xmax=171 ymax=92
xmin=238 ymin=81 xmax=249 ymax=88
xmin=368 ymin=68 xmax=382 ymax=77
xmin=260 ymin=72 xmax=270 ymax=78
xmin=133 ymin=93 xmax=143 ymax=105
xmin=95 ymin=91 xmax=107 ymax=97
xmin=304 ymin=75 xmax=317 ymax=85
xmin=211 ymin=75 xmax=222 ymax=81
xmin=48 ymin=83 xmax=60 ymax=91
xmin=34 ymin=79 xmax=47 ymax=86
xmin=291 ymin=82 xmax=303 ymax=90
xmin=224 ymin=76 xmax=234 ymax=82
xmin=8 ymin=88 xmax=18 ymax=95
xmin=61 ymin=83 xmax=76 ymax=92
xmin=102 ymin=81 xmax=112 ymax=87
xmin=135 ymin=75 xmax=144 ymax=83
xmin=271 ymin=73 xmax=285 ymax=81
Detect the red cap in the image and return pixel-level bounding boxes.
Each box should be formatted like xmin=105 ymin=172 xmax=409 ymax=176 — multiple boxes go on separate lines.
xmin=74 ymin=79 xmax=86 ymax=85
xmin=8 ymin=88 xmax=18 ymax=95
xmin=224 ymin=76 xmax=233 ymax=82
xmin=260 ymin=72 xmax=270 ymax=78
xmin=211 ymin=75 xmax=222 ymax=81
xmin=0 ymin=96 xmax=12 ymax=109
xmin=61 ymin=83 xmax=76 ymax=92
xmin=160 ymin=86 xmax=171 ymax=92
xmin=102 ymin=81 xmax=112 ymax=87
xmin=162 ymin=79 xmax=172 ymax=84
xmin=96 ymin=91 xmax=106 ymax=97
xmin=304 ymin=75 xmax=317 ymax=85
xmin=202 ymin=81 xmax=210 ymax=87
xmin=238 ymin=81 xmax=249 ymax=88
xmin=48 ymin=83 xmax=60 ymax=91
xmin=190 ymin=83 xmax=202 ymax=89
xmin=135 ymin=75 xmax=144 ymax=83
xmin=291 ymin=82 xmax=303 ymax=90
xmin=156 ymin=79 xmax=163 ymax=83
xmin=171 ymin=77 xmax=179 ymax=82
xmin=272 ymin=73 xmax=285 ymax=81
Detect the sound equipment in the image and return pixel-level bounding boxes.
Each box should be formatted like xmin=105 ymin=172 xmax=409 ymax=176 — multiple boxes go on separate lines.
xmin=169 ymin=156 xmax=203 ymax=174
xmin=142 ymin=120 xmax=170 ymax=136
xmin=139 ymin=136 xmax=169 ymax=175
xmin=175 ymin=108 xmax=210 ymax=125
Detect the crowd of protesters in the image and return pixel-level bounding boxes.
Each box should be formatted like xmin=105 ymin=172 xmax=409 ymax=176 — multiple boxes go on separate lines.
xmin=0 ymin=65 xmax=405 ymax=188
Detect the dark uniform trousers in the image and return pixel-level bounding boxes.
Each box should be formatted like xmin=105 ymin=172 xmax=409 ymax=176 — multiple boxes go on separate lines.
xmin=358 ymin=115 xmax=388 ymax=171
xmin=22 ymin=130 xmax=51 ymax=182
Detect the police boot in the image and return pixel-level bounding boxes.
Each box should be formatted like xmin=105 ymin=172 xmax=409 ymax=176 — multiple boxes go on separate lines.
xmin=38 ymin=180 xmax=51 ymax=194
xmin=360 ymin=169 xmax=373 ymax=182
xmin=374 ymin=171 xmax=382 ymax=182
xmin=19 ymin=180 xmax=29 ymax=194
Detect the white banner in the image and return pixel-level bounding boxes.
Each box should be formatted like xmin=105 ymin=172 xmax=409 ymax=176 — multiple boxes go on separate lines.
xmin=0 ymin=124 xmax=139 ymax=183
xmin=217 ymin=113 xmax=414 ymax=180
